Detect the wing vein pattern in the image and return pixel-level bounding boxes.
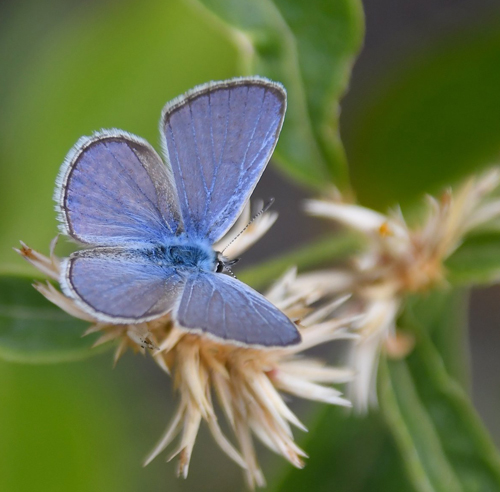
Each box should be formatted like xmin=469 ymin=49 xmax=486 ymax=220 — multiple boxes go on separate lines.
xmin=57 ymin=131 xmax=182 ymax=246
xmin=104 ymin=143 xmax=171 ymax=233
xmin=174 ymin=272 xmax=300 ymax=347
xmin=162 ymin=79 xmax=286 ymax=243
xmin=61 ymin=247 xmax=186 ymax=322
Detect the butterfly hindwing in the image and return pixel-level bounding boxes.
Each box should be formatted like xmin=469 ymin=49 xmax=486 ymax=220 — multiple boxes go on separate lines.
xmin=161 ymin=77 xmax=286 ymax=243
xmin=56 ymin=130 xmax=182 ymax=246
xmin=61 ymin=247 xmax=186 ymax=323
xmin=174 ymin=271 xmax=301 ymax=347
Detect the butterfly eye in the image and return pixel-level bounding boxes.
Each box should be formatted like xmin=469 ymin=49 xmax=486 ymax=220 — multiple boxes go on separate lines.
xmin=215 ymin=260 xmax=225 ymax=273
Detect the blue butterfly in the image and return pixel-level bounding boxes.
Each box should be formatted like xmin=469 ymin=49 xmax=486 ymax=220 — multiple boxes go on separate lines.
xmin=55 ymin=77 xmax=301 ymax=347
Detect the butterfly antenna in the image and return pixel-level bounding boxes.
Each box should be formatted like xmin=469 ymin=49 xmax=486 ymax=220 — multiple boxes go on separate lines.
xmin=221 ymin=198 xmax=275 ymax=255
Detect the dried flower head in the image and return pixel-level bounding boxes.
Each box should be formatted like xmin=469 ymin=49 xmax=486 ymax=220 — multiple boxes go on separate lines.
xmin=303 ymin=169 xmax=500 ymax=411
xmin=17 ymin=203 xmax=354 ymax=488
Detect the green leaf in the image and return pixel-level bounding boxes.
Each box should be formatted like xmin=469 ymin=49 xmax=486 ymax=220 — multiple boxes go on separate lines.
xmin=380 ymin=359 xmax=462 ymax=492
xmin=446 ymin=232 xmax=500 ymax=286
xmin=192 ymin=0 xmax=364 ymax=189
xmin=0 ymin=356 xmax=155 ymax=492
xmin=0 ymin=275 xmax=99 ymax=363
xmin=346 ymin=20 xmax=500 ymax=210
xmin=272 ymin=407 xmax=414 ymax=492
xmin=405 ymin=289 xmax=470 ymax=390
xmin=238 ymin=232 xmax=362 ymax=290
xmin=379 ymin=301 xmax=500 ymax=492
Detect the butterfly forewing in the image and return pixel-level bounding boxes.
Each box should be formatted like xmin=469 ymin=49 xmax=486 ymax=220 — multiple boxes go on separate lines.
xmin=61 ymin=248 xmax=186 ymax=323
xmin=174 ymin=271 xmax=300 ymax=347
xmin=56 ymin=130 xmax=182 ymax=246
xmin=161 ymin=77 xmax=286 ymax=243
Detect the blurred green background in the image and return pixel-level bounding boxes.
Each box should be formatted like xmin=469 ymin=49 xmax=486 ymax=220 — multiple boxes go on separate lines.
xmin=2 ymin=0 xmax=500 ymax=491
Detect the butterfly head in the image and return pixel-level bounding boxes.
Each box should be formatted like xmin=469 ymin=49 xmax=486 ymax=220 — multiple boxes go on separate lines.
xmin=215 ymin=251 xmax=240 ymax=274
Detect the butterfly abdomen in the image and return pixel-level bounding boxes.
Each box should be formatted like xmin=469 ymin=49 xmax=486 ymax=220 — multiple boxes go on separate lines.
xmin=144 ymin=242 xmax=216 ymax=272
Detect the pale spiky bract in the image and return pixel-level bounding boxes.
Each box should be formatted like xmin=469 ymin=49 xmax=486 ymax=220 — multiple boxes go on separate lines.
xmin=145 ymin=275 xmax=354 ymax=488
xmin=17 ymin=203 xmax=354 ymax=488
xmin=304 ymin=169 xmax=500 ymax=412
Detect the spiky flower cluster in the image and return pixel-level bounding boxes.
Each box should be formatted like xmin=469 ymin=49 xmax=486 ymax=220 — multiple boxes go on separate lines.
xmin=18 ymin=203 xmax=355 ymax=488
xmin=302 ymin=170 xmax=500 ymax=411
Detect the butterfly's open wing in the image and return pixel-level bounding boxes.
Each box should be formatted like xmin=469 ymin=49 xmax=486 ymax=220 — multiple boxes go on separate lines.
xmin=173 ymin=271 xmax=300 ymax=347
xmin=61 ymin=248 xmax=185 ymax=323
xmin=56 ymin=130 xmax=182 ymax=246
xmin=161 ymin=77 xmax=286 ymax=243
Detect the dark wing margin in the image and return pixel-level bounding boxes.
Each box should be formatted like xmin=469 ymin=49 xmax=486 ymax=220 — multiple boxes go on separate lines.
xmin=55 ymin=129 xmax=182 ymax=246
xmin=60 ymin=247 xmax=185 ymax=323
xmin=160 ymin=76 xmax=286 ymax=243
xmin=173 ymin=271 xmax=301 ymax=347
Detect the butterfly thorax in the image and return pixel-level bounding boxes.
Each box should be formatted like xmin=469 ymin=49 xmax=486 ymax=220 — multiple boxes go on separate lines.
xmin=144 ymin=241 xmax=216 ymax=272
